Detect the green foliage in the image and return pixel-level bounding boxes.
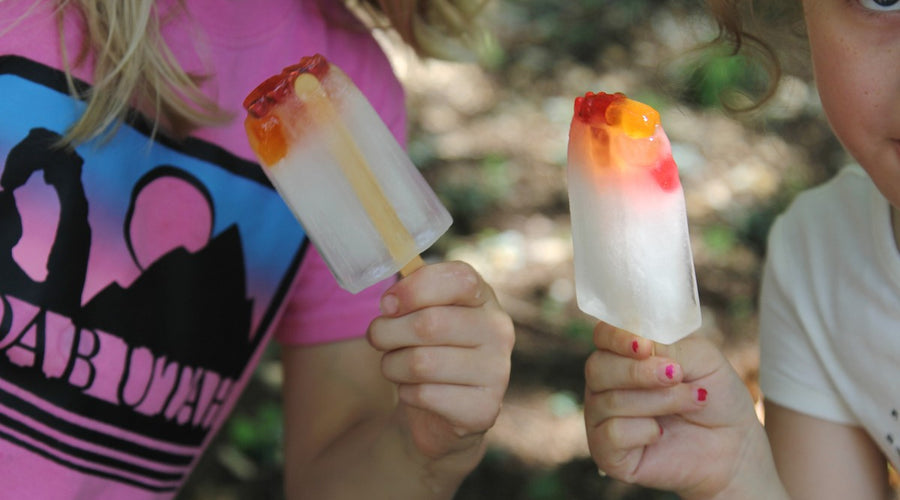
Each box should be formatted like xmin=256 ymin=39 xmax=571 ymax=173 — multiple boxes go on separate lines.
xmin=525 ymin=469 xmax=567 ymax=500
xmin=437 ymin=154 xmax=512 ymax=230
xmin=439 ymin=183 xmax=495 ymax=220
xmin=504 ymin=0 xmax=677 ymax=65
xmin=679 ymin=46 xmax=770 ymax=109
xmin=737 ymin=173 xmax=810 ymax=256
xmin=561 ymin=317 xmax=594 ymax=343
xmin=407 ymin=135 xmax=438 ymax=169
xmin=226 ymin=401 xmax=284 ymax=467
xmin=728 ymin=295 xmax=755 ymax=321
xmin=702 ymin=224 xmax=737 ymax=256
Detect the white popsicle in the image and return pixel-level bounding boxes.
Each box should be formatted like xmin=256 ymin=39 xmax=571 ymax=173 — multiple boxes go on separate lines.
xmin=567 ymin=91 xmax=700 ymax=344
xmin=244 ymin=54 xmax=452 ymax=293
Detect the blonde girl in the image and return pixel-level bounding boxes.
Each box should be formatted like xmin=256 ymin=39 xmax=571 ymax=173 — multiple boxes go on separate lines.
xmin=0 ymin=1 xmax=513 ymax=499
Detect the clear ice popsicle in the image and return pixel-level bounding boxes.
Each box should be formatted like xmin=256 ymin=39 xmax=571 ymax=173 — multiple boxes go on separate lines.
xmin=567 ymin=91 xmax=700 ymax=344
xmin=243 ymin=54 xmax=452 ymax=293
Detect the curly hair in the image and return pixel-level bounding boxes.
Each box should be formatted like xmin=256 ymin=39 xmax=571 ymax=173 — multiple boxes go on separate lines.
xmin=705 ymin=0 xmax=805 ymax=109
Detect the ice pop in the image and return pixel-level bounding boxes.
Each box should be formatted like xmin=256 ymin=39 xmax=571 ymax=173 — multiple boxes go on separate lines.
xmin=567 ymin=91 xmax=700 ymax=344
xmin=243 ymin=54 xmax=452 ymax=293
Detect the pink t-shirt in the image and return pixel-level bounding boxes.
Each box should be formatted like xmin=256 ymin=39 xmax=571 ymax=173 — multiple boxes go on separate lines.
xmin=0 ymin=0 xmax=401 ymax=497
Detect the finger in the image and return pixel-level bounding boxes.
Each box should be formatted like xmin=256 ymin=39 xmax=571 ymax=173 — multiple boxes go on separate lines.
xmin=585 ymin=349 xmax=682 ymax=392
xmin=592 ymin=321 xmax=654 ymax=359
xmin=587 ymin=416 xmax=661 ymax=477
xmin=398 ymin=383 xmax=503 ymax=432
xmin=584 ymin=384 xmax=709 ymax=427
xmin=380 ymin=261 xmax=498 ymax=316
xmin=380 ymin=345 xmax=509 ymax=387
xmin=368 ymin=305 xmax=513 ymax=352
xmin=653 ymin=336 xmax=727 ymax=382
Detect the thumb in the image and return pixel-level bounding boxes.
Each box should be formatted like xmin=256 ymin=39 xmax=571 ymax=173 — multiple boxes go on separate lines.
xmin=652 ymin=336 xmax=727 ymax=383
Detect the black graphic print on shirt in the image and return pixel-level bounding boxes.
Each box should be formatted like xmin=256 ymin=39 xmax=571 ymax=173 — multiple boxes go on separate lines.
xmin=0 ymin=56 xmax=308 ymax=492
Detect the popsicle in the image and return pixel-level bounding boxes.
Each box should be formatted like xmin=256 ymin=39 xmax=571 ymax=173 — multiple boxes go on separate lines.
xmin=243 ymin=54 xmax=452 ymax=293
xmin=567 ymin=91 xmax=700 ymax=344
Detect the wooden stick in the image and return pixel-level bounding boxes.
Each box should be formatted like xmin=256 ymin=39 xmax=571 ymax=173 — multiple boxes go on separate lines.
xmin=294 ymin=72 xmax=421 ymax=274
xmin=400 ymin=255 xmax=425 ymax=277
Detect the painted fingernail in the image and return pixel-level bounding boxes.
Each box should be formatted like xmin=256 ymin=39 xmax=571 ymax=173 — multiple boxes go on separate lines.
xmin=631 ymin=340 xmax=639 ymax=353
xmin=657 ymin=363 xmax=677 ymax=383
xmin=697 ymin=388 xmax=708 ymax=402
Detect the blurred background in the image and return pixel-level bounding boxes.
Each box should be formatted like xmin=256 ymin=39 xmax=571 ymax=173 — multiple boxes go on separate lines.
xmin=179 ymin=0 xmax=857 ymax=498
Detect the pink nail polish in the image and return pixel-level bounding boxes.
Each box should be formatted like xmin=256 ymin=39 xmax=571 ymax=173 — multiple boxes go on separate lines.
xmin=665 ymin=364 xmax=674 ymax=380
xmin=631 ymin=340 xmax=639 ymax=353
xmin=697 ymin=388 xmax=708 ymax=402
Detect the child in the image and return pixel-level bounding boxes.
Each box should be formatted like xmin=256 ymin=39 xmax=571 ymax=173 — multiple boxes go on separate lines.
xmin=0 ymin=1 xmax=514 ymax=499
xmin=584 ymin=1 xmax=900 ymax=499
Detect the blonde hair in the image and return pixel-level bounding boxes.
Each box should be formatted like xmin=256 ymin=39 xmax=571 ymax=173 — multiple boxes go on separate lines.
xmin=58 ymin=0 xmax=227 ymax=144
xmin=55 ymin=0 xmax=490 ymax=145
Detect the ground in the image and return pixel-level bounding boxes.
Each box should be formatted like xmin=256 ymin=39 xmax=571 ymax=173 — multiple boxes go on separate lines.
xmin=178 ymin=2 xmax=870 ymax=499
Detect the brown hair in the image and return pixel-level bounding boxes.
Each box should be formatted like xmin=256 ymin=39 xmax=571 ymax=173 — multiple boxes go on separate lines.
xmin=704 ymin=0 xmax=804 ymax=109
xmin=355 ymin=0 xmax=490 ymax=61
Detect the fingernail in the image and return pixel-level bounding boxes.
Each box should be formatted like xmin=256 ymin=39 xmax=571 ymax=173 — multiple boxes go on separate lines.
xmin=697 ymin=388 xmax=708 ymax=402
xmin=658 ymin=363 xmax=677 ymax=383
xmin=380 ymin=294 xmax=399 ymax=315
xmin=631 ymin=340 xmax=639 ymax=353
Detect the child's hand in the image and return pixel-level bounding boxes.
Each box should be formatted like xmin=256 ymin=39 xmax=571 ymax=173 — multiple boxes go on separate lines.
xmin=584 ymin=322 xmax=779 ymax=500
xmin=368 ymin=261 xmax=514 ymax=462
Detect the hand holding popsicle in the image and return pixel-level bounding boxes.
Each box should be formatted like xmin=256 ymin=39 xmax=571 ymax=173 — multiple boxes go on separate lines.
xmin=575 ymin=95 xmax=790 ymax=499
xmin=567 ymin=92 xmax=701 ymax=344
xmin=368 ymin=261 xmax=514 ymax=464
xmin=584 ymin=323 xmax=786 ymax=500
xmin=245 ymin=56 xmax=515 ymax=496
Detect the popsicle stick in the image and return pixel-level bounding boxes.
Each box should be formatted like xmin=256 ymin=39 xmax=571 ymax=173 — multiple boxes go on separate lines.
xmin=294 ymin=73 xmax=420 ymax=272
xmin=400 ymin=255 xmax=425 ymax=277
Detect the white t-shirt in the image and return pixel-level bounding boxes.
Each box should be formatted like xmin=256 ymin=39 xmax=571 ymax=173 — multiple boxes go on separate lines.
xmin=759 ymin=164 xmax=900 ymax=469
